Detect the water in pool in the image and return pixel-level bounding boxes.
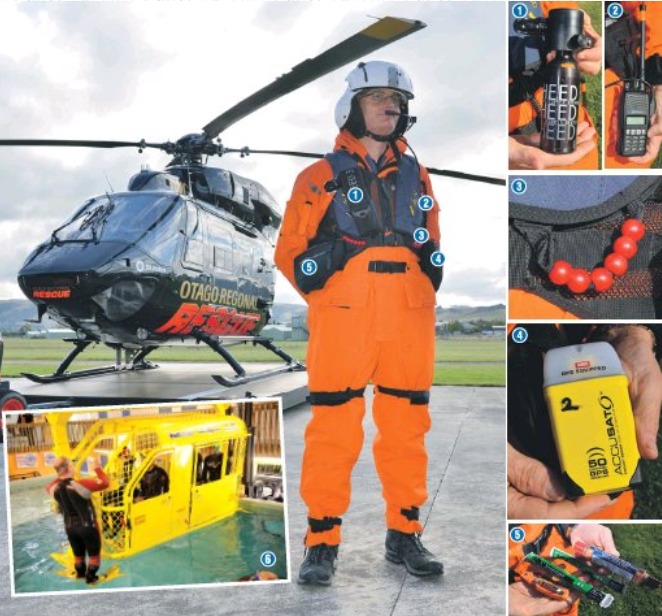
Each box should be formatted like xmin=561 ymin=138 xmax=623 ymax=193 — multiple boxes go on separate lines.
xmin=10 ymin=476 xmax=288 ymax=593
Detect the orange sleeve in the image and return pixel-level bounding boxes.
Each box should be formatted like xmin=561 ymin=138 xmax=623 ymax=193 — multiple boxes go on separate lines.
xmin=78 ymin=467 xmax=110 ymax=492
xmin=420 ymin=166 xmax=440 ymax=244
xmin=273 ymin=159 xmax=334 ymax=301
xmin=541 ymin=1 xmax=579 ymax=16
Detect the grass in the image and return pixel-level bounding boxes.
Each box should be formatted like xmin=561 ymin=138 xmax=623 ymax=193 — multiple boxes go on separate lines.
xmin=579 ymin=525 xmax=662 ymax=616
xmin=433 ymin=363 xmax=504 ymax=387
xmin=1 ymin=337 xmax=505 ymax=387
xmin=580 ymin=1 xmax=603 ymax=167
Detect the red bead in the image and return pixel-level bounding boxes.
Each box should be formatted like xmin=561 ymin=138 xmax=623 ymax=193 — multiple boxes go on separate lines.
xmin=621 ymin=219 xmax=646 ymax=241
xmin=591 ymin=267 xmax=614 ymax=292
xmin=549 ymin=260 xmax=572 ymax=285
xmin=567 ymin=269 xmax=591 ymax=294
xmin=604 ymin=253 xmax=628 ymax=277
xmin=613 ymin=236 xmax=638 ymax=259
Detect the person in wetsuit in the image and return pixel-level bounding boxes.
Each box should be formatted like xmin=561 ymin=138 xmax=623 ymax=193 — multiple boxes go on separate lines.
xmin=47 ymin=457 xmax=109 ymax=583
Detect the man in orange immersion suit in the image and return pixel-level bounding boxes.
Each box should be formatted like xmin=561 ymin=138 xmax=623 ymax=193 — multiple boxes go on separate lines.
xmin=274 ymin=61 xmax=443 ymax=585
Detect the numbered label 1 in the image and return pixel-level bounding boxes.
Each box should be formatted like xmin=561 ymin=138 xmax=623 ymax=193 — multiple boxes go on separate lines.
xmin=301 ymin=259 xmax=318 ymax=276
xmin=511 ymin=327 xmax=528 ymax=344
xmin=260 ymin=551 xmax=277 ymax=568
xmin=607 ymin=3 xmax=623 ymax=19
xmin=510 ymin=527 xmax=526 ymax=543
xmin=512 ymin=3 xmax=528 ymax=19
xmin=430 ymin=251 xmax=445 ymax=267
xmin=510 ymin=178 xmax=527 ymax=195
xmin=418 ymin=195 xmax=434 ymax=211
xmin=347 ymin=187 xmax=363 ymax=204
xmin=414 ymin=228 xmax=430 ymax=244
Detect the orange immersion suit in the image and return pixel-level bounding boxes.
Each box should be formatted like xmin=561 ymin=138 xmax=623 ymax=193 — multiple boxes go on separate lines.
xmin=274 ymin=130 xmax=440 ymax=546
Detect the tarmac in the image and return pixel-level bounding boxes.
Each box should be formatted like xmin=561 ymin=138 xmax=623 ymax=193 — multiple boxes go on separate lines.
xmin=0 ymin=385 xmax=505 ymax=616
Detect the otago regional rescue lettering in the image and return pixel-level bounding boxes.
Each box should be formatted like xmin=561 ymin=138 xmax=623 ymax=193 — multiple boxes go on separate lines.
xmin=156 ymin=303 xmax=260 ymax=336
xmin=179 ymin=281 xmax=259 ymax=310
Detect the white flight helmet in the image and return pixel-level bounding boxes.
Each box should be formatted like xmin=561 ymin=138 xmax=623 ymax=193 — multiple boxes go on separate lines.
xmin=335 ymin=61 xmax=415 ymax=140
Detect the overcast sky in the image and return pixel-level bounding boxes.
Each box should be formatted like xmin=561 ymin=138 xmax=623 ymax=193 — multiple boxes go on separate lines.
xmin=0 ymin=0 xmax=506 ymax=308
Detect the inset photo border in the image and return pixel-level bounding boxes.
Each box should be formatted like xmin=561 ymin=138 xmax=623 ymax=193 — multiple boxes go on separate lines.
xmin=4 ymin=398 xmax=289 ymax=595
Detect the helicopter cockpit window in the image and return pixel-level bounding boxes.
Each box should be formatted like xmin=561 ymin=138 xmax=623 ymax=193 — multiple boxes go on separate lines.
xmin=183 ymin=202 xmax=204 ymax=268
xmin=53 ymin=194 xmax=180 ymax=246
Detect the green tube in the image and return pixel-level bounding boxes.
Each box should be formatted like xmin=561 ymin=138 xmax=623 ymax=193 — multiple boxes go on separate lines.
xmin=549 ymin=547 xmax=626 ymax=594
xmin=525 ymin=554 xmax=614 ymax=608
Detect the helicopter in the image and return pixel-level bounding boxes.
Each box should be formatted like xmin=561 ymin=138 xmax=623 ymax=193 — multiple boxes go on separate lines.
xmin=1 ymin=15 xmax=504 ymax=388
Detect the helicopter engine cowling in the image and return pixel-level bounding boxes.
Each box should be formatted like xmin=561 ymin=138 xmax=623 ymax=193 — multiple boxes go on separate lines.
xmin=128 ymin=170 xmax=183 ymax=193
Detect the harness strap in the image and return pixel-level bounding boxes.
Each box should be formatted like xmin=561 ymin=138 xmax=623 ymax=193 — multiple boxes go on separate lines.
xmin=400 ymin=506 xmax=420 ymax=521
xmin=308 ymin=516 xmax=343 ymax=533
xmin=309 ymin=387 xmax=365 ymax=407
xmin=376 ymin=386 xmax=430 ymax=405
xmin=368 ymin=261 xmax=407 ymax=274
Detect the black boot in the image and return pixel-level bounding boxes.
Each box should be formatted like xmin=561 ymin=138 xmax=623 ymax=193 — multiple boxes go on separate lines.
xmin=85 ymin=564 xmax=99 ymax=584
xmin=385 ymin=530 xmax=443 ymax=577
xmin=74 ymin=562 xmax=86 ymax=579
xmin=297 ymin=544 xmax=339 ymax=585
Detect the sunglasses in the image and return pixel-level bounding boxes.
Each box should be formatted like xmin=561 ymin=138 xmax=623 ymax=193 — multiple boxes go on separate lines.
xmin=360 ymin=90 xmax=406 ymax=106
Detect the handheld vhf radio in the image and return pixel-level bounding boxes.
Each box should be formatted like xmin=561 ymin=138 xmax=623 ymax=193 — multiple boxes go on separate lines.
xmin=543 ymin=342 xmax=642 ymax=498
xmin=514 ymin=9 xmax=594 ymax=154
xmin=618 ymin=3 xmax=655 ymax=157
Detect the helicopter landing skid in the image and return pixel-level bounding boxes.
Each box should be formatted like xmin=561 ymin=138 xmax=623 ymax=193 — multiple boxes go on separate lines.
xmin=22 ymin=341 xmax=158 ymax=384
xmin=194 ymin=333 xmax=306 ymax=387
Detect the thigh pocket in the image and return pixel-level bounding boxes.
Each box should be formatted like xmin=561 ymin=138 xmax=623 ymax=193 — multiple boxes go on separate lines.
xmin=404 ymin=268 xmax=437 ymax=308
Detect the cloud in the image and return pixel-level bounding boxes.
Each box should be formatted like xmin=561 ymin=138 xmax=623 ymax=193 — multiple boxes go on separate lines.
xmin=0 ymin=1 xmax=507 ymax=306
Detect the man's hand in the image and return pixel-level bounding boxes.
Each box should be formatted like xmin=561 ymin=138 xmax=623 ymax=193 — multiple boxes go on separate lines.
xmin=509 ymin=123 xmax=596 ymax=170
xmin=570 ymin=524 xmax=619 ymax=556
xmin=544 ymin=12 xmax=602 ymax=75
xmin=509 ymin=581 xmax=576 ymax=616
xmin=601 ymin=326 xmax=661 ymax=459
xmin=575 ymin=13 xmax=602 ymax=76
xmin=508 ymin=444 xmax=612 ymax=519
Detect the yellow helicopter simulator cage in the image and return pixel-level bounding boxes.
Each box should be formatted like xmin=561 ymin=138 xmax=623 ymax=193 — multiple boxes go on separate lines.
xmin=60 ymin=404 xmax=249 ymax=559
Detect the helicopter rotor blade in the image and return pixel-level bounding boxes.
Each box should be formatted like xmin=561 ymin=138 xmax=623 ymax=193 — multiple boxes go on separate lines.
xmin=202 ymin=16 xmax=426 ymax=139
xmin=227 ymin=147 xmax=505 ymax=186
xmin=0 ymin=139 xmax=164 ymax=151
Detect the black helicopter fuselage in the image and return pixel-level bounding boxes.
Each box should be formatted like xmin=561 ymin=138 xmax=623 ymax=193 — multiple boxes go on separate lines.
xmin=17 ymin=165 xmax=281 ymax=347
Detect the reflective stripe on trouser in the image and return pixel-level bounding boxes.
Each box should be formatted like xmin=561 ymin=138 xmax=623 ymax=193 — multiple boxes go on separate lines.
xmin=301 ymin=247 xmax=435 ymax=547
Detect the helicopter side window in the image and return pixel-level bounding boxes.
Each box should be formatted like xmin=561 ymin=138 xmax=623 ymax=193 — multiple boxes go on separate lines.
xmin=207 ymin=217 xmax=233 ymax=273
xmin=233 ymin=236 xmax=254 ymax=277
xmin=133 ymin=454 xmax=171 ymax=502
xmin=195 ymin=444 xmax=225 ymax=485
xmin=183 ymin=202 xmax=204 ymax=269
xmin=242 ymin=187 xmax=250 ymax=205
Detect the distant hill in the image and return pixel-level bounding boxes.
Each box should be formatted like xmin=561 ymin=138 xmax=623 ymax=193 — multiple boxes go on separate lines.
xmin=269 ymin=303 xmax=308 ymax=325
xmin=437 ymin=303 xmax=505 ymax=323
xmin=0 ymin=299 xmax=59 ymax=333
xmin=0 ymin=299 xmax=505 ymax=333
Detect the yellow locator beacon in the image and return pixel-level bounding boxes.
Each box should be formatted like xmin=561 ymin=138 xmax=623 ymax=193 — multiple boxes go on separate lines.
xmin=543 ymin=342 xmax=642 ymax=498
